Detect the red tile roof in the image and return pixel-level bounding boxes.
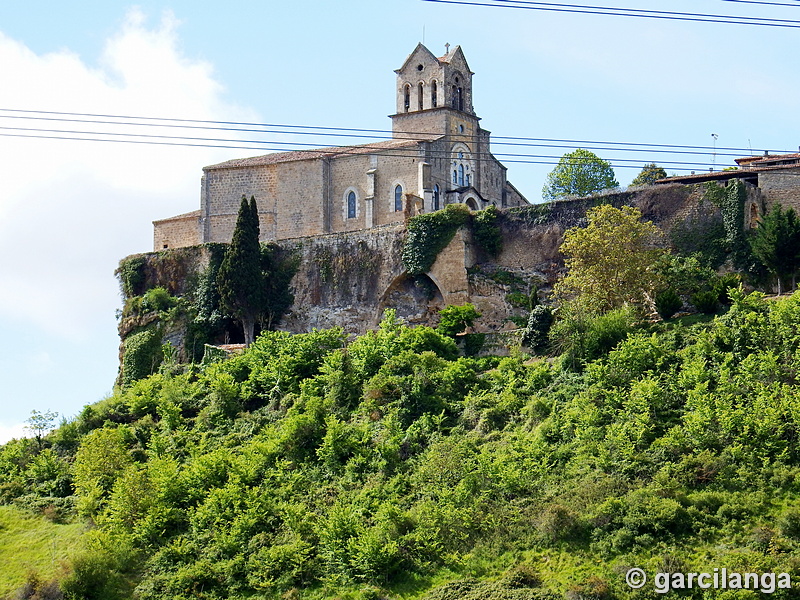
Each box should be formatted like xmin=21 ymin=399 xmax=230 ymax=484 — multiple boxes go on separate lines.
xmin=204 ymin=138 xmax=431 ymax=171
xmin=152 ymin=209 xmax=201 ymax=224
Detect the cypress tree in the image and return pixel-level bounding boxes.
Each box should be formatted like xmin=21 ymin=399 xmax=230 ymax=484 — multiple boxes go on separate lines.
xmin=750 ymin=204 xmax=800 ymax=295
xmin=218 ymin=195 xmax=264 ymax=345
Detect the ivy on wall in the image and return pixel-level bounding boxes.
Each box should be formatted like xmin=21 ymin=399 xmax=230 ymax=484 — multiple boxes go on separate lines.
xmin=721 ymin=179 xmax=750 ymax=266
xmin=403 ymin=204 xmax=471 ymax=275
xmin=472 ymin=205 xmax=503 ymax=256
xmin=116 ymin=255 xmax=147 ymax=298
xmin=402 ymin=204 xmax=503 ymax=276
xmin=120 ymin=328 xmax=164 ymax=387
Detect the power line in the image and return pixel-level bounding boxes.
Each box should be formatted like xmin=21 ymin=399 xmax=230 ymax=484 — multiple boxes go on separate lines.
xmin=422 ymin=0 xmax=800 ymax=27
xmin=720 ymin=0 xmax=800 ymax=8
xmin=0 ymin=129 xmax=738 ymax=172
xmin=0 ymin=108 xmax=789 ymax=155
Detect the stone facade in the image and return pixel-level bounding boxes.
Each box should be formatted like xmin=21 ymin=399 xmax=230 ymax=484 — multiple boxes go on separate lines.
xmin=153 ymin=210 xmax=201 ymax=251
xmin=657 ymin=152 xmax=800 ymax=225
xmin=153 ymin=44 xmax=528 ymax=250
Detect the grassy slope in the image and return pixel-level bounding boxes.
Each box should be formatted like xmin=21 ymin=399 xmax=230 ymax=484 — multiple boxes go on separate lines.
xmin=0 ymin=506 xmax=85 ymax=597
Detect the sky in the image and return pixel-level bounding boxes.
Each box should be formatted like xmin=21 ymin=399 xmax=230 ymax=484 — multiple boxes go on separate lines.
xmin=1 ymin=0 xmax=799 ymax=441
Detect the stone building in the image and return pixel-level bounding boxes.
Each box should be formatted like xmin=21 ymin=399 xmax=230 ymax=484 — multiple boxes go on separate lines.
xmin=153 ymin=43 xmax=528 ymax=250
xmin=656 ymin=151 xmax=800 ymax=228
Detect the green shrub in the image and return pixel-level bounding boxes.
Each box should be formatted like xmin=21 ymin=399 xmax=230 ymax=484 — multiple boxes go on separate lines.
xmin=534 ymin=504 xmax=582 ymax=544
xmin=506 ymin=291 xmax=530 ymax=309
xmin=712 ymin=272 xmax=741 ymax=305
xmin=777 ymin=507 xmax=800 ymax=540
xmin=462 ymin=332 xmax=485 ymax=356
xmin=141 ymin=287 xmax=178 ymax=313
xmin=116 ymin=255 xmax=147 ymax=298
xmin=437 ymin=304 xmax=481 ymax=338
xmin=691 ymin=289 xmax=719 ymax=314
xmin=551 ymin=304 xmax=635 ymax=369
xmin=522 ymin=305 xmax=554 ymax=354
xmin=121 ymin=328 xmax=164 ymax=387
xmin=655 ymin=288 xmax=682 ymax=319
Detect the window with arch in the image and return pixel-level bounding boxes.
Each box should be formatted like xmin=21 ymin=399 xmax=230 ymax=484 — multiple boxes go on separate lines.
xmin=458 ymin=164 xmax=465 ymax=187
xmin=394 ymin=184 xmax=403 ymax=212
xmin=431 ymin=80 xmax=438 ymax=107
xmin=452 ymin=170 xmax=457 ymax=185
xmin=433 ymin=184 xmax=440 ymax=210
xmin=403 ymin=84 xmax=410 ymax=112
xmin=418 ymin=82 xmax=424 ymax=110
xmin=347 ymin=190 xmax=356 ymax=219
xmin=451 ymin=84 xmax=464 ymax=110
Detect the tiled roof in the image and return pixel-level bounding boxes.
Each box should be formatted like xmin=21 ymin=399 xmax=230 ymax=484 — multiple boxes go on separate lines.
xmin=204 ymin=138 xmax=431 ymax=171
xmin=739 ymin=153 xmax=800 ymax=167
xmin=152 ymin=209 xmax=201 ymax=224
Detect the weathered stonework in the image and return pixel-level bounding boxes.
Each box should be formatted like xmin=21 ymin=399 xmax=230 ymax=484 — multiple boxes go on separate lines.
xmin=153 ymin=44 xmax=528 ymax=251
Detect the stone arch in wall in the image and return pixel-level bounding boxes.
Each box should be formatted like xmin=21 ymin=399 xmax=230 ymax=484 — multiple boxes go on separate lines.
xmin=464 ymin=197 xmax=479 ymax=211
xmin=376 ymin=272 xmax=445 ymax=326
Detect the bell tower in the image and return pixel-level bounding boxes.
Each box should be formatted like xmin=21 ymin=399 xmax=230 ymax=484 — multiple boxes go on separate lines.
xmin=391 ymin=43 xmax=479 ymax=139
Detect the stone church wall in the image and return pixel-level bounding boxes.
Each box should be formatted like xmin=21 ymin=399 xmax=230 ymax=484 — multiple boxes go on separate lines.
xmin=153 ymin=211 xmax=201 ymax=250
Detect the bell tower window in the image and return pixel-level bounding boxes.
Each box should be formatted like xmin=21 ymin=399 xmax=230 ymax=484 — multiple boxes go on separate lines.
xmin=431 ymin=81 xmax=438 ymax=108
xmin=418 ymin=82 xmax=424 ymax=110
xmin=403 ymin=85 xmax=410 ymax=113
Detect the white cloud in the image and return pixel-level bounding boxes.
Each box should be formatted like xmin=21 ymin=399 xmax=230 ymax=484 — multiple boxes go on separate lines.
xmin=0 ymin=9 xmax=261 ymax=425
xmin=0 ymin=422 xmax=30 ymax=445
xmin=0 ymin=9 xmax=258 ymax=339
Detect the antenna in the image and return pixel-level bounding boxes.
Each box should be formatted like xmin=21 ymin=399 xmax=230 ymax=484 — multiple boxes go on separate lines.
xmin=711 ymin=133 xmax=719 ymax=170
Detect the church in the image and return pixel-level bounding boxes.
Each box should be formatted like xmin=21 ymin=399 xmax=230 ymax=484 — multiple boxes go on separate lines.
xmin=152 ymin=43 xmax=529 ymax=251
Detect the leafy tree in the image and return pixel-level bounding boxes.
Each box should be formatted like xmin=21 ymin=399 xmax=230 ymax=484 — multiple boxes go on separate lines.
xmin=24 ymin=409 xmax=59 ymax=450
xmin=542 ymin=149 xmax=618 ymax=200
xmin=631 ymin=163 xmax=667 ymax=187
xmin=436 ymin=303 xmax=481 ymax=337
xmin=554 ymin=204 xmax=665 ymax=312
xmin=750 ymin=203 xmax=800 ymax=294
xmin=218 ymin=196 xmax=264 ymax=345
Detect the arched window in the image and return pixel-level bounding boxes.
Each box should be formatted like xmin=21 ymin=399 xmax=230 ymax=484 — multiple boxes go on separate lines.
xmin=347 ymin=190 xmax=356 ymax=219
xmin=433 ymin=184 xmax=440 ymax=210
xmin=431 ymin=81 xmax=438 ymax=108
xmin=394 ymin=185 xmax=403 ymax=212
xmin=458 ymin=164 xmax=465 ymax=187
xmin=403 ymin=85 xmax=410 ymax=112
xmin=418 ymin=82 xmax=424 ymax=110
xmin=457 ymin=87 xmax=464 ymax=111
xmin=452 ymin=170 xmax=458 ymax=185
xmin=451 ymin=85 xmax=458 ymax=109
xmin=466 ymin=173 xmax=471 ymax=187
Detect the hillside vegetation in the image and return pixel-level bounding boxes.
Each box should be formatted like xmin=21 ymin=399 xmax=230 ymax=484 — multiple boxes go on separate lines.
xmin=3 ymin=292 xmax=800 ymax=598
xmin=0 ymin=506 xmax=85 ymax=597
xmin=5 ymin=196 xmax=800 ymax=599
